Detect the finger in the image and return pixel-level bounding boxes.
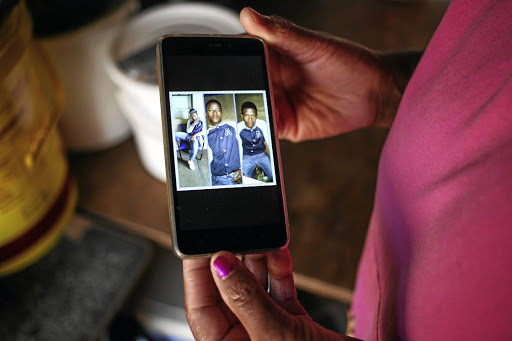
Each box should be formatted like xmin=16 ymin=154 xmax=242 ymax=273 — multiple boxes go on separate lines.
xmin=183 ymin=258 xmax=217 ymax=311
xmin=183 ymin=258 xmax=230 ymax=340
xmin=211 ymin=251 xmax=293 ymax=340
xmin=242 ymin=253 xmax=268 ymax=291
xmin=240 ymin=7 xmax=331 ymax=63
xmin=266 ymin=248 xmax=308 ymax=316
xmin=266 ymin=47 xmax=301 ymax=141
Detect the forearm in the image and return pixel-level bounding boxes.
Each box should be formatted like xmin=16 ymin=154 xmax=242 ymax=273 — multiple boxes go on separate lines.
xmin=186 ymin=119 xmax=196 ymax=133
xmin=375 ymin=49 xmax=423 ymax=128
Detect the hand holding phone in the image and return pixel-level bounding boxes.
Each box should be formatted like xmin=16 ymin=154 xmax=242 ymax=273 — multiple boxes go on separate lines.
xmin=157 ymin=35 xmax=289 ymax=258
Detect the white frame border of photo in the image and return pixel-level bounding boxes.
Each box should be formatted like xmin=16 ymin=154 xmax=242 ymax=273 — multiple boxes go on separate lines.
xmin=168 ymin=90 xmax=277 ymax=191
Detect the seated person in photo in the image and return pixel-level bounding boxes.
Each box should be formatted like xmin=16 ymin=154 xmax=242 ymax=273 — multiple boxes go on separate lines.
xmin=175 ymin=108 xmax=203 ymax=170
xmin=206 ymin=99 xmax=242 ymax=186
xmin=237 ymin=101 xmax=273 ymax=182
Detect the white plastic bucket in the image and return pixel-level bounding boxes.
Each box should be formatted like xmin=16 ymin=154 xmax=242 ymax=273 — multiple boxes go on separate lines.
xmin=105 ymin=2 xmax=244 ymax=182
xmin=39 ymin=0 xmax=138 ymax=151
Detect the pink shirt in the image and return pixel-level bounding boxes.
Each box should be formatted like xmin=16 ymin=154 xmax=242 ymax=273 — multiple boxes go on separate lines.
xmin=352 ymin=1 xmax=512 ymax=340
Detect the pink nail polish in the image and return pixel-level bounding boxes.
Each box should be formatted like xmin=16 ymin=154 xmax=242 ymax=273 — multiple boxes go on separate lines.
xmin=213 ymin=255 xmax=236 ymax=279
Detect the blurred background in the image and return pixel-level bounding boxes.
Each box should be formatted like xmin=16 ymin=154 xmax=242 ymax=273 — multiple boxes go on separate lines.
xmin=1 ymin=0 xmax=448 ymax=339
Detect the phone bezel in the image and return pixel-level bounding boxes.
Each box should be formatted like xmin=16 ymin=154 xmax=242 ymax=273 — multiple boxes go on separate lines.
xmin=157 ymin=35 xmax=289 ymax=258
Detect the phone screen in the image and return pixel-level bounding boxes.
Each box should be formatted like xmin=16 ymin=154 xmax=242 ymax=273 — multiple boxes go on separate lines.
xmin=158 ymin=36 xmax=288 ymax=256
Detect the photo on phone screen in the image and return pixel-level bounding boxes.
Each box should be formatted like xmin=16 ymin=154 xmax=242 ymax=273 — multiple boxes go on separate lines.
xmin=170 ymin=90 xmax=276 ymax=190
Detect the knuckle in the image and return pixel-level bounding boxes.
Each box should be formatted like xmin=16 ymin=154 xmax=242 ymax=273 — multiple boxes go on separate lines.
xmin=288 ymin=317 xmax=314 ymax=341
xmin=184 ymin=307 xmax=217 ymax=341
xmin=268 ymin=15 xmax=295 ymax=35
xmin=184 ymin=309 xmax=205 ymax=340
xmin=265 ymin=314 xmax=308 ymax=341
xmin=226 ymin=278 xmax=259 ymax=308
xmin=184 ymin=305 xmax=196 ymax=325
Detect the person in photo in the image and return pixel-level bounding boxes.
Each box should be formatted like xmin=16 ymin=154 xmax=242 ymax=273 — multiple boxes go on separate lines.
xmin=205 ymin=99 xmax=242 ymax=186
xmin=237 ymin=101 xmax=273 ymax=182
xmin=174 ymin=108 xmax=203 ymax=170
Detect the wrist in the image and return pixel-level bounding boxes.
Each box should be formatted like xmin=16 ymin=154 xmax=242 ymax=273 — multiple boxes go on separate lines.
xmin=373 ymin=49 xmax=423 ymax=128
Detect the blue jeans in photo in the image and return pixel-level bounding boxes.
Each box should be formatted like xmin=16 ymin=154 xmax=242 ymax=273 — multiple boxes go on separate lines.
xmin=175 ymin=132 xmax=199 ymax=161
xmin=212 ymin=173 xmax=240 ymax=186
xmin=243 ymin=152 xmax=273 ymax=182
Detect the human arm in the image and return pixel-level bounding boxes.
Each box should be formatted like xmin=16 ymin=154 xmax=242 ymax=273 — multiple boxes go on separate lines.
xmin=240 ymin=8 xmax=422 ymax=142
xmin=184 ymin=249 xmax=361 ymax=341
xmin=188 ymin=120 xmax=204 ymax=140
xmin=229 ymin=124 xmax=242 ymax=183
xmin=377 ymin=50 xmax=422 ymax=126
xmin=231 ymin=169 xmax=242 ymax=183
xmin=258 ymin=120 xmax=272 ymax=156
xmin=186 ymin=119 xmax=194 ymax=134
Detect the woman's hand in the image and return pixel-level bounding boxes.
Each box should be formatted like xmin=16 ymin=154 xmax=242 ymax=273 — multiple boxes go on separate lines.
xmin=240 ymin=8 xmax=401 ymax=142
xmin=183 ymin=249 xmax=359 ymax=340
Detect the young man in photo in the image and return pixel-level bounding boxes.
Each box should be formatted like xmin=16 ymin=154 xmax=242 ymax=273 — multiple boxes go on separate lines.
xmin=237 ymin=101 xmax=273 ymax=182
xmin=205 ymin=99 xmax=242 ymax=186
xmin=174 ymin=108 xmax=203 ymax=170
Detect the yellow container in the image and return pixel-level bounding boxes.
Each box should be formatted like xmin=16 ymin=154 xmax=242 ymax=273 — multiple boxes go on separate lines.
xmin=0 ymin=1 xmax=77 ymax=276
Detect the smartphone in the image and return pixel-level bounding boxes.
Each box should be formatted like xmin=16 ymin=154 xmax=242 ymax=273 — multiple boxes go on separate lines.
xmin=157 ymin=35 xmax=289 ymax=258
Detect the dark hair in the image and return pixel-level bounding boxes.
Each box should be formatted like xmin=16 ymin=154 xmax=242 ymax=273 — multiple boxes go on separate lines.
xmin=241 ymin=101 xmax=257 ymax=114
xmin=189 ymin=108 xmax=197 ymax=115
xmin=205 ymin=99 xmax=222 ymax=110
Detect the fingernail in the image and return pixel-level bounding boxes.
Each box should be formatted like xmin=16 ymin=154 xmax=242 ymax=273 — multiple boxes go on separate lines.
xmin=244 ymin=7 xmax=265 ymax=24
xmin=213 ymin=255 xmax=237 ymax=279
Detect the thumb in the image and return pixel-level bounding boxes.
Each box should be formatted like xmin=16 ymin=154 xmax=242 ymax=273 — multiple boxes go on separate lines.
xmin=211 ymin=251 xmax=293 ymax=340
xmin=240 ymin=7 xmax=330 ymax=63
